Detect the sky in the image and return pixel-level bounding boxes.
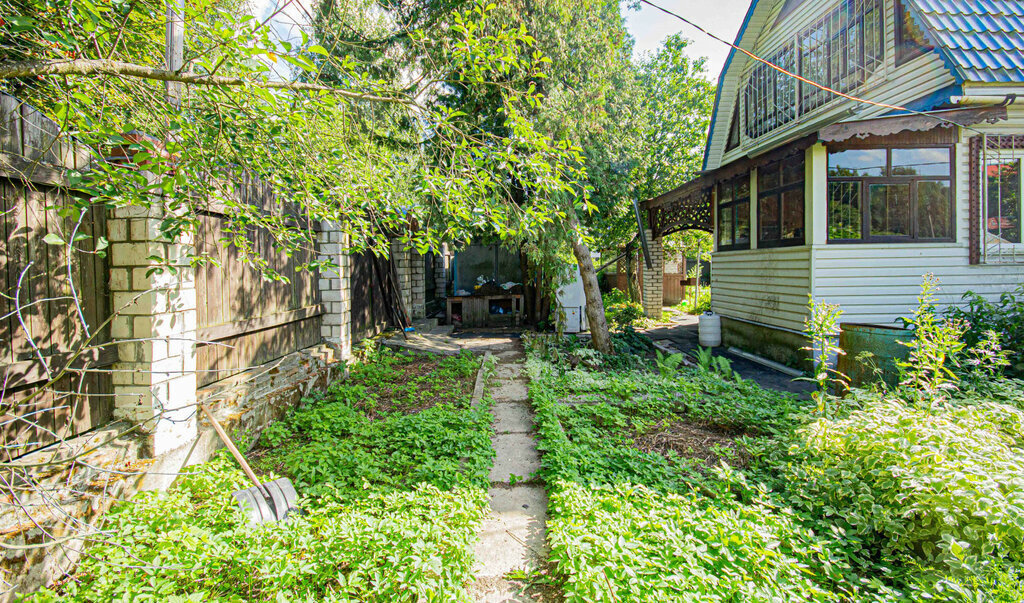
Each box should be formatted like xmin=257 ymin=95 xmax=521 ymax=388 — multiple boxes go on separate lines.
xmin=623 ymin=0 xmax=751 ymax=81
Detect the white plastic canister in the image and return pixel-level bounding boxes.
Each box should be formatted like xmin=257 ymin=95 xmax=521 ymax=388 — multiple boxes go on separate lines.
xmin=698 ymin=311 xmax=722 ymax=347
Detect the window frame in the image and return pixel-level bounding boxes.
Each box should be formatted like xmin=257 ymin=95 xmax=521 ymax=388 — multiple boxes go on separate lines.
xmin=895 ymin=0 xmax=933 ymax=66
xmin=757 ymin=159 xmax=806 ymax=248
xmin=985 ymin=157 xmax=1024 ymax=246
xmin=826 ymin=144 xmax=956 ymax=244
xmin=717 ymin=174 xmax=752 ymax=252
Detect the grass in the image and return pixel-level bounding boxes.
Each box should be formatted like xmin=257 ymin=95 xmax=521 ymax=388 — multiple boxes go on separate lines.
xmin=35 ymin=347 xmax=493 ymax=603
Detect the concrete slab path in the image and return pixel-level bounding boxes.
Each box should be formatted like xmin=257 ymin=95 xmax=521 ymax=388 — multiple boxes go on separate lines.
xmin=469 ymin=339 xmax=554 ymax=603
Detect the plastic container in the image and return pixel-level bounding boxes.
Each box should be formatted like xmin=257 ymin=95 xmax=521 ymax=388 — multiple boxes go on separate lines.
xmin=698 ymin=311 xmax=722 ymax=347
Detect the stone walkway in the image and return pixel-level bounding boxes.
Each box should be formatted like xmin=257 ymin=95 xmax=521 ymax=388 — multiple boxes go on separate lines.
xmin=468 ymin=340 xmax=550 ymax=603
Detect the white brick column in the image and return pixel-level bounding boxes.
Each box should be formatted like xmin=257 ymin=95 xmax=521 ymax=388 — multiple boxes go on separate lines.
xmin=410 ymin=252 xmax=426 ymax=319
xmin=107 ymin=201 xmax=197 ymax=456
xmin=391 ymin=239 xmax=413 ymax=321
xmin=641 ymin=229 xmax=664 ymax=318
xmin=434 ymin=245 xmax=448 ymax=298
xmin=318 ymin=225 xmax=352 ymax=360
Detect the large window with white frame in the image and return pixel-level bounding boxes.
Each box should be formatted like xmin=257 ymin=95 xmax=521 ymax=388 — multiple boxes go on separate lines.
xmin=827 ymin=146 xmax=954 ymax=243
xmin=743 ymin=0 xmax=884 ymax=140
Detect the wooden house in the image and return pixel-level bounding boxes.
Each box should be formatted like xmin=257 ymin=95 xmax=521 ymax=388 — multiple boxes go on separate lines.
xmin=643 ymin=0 xmax=1024 ymax=366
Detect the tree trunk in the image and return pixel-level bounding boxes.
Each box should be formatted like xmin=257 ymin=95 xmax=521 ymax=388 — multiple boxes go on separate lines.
xmin=566 ymin=206 xmax=613 ymax=354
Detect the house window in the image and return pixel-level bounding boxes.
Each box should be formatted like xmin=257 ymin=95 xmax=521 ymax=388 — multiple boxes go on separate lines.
xmin=895 ymin=0 xmax=933 ymax=65
xmin=758 ymin=158 xmax=805 ymax=247
xmin=718 ymin=174 xmax=751 ymax=250
xmin=744 ymin=0 xmax=884 ymax=140
xmin=987 ymin=159 xmax=1022 ymax=244
xmin=827 ymin=147 xmax=953 ymax=242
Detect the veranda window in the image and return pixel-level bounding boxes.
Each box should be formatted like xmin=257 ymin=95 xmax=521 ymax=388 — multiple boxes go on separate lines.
xmin=718 ymin=174 xmax=751 ymax=251
xmin=827 ymin=147 xmax=953 ymax=242
xmin=757 ymin=158 xmax=805 ymax=247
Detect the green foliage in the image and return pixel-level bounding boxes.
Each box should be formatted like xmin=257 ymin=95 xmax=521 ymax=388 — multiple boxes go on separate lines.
xmin=38 ymin=347 xmax=492 ymax=601
xmin=548 ymin=481 xmax=837 ymax=602
xmin=602 ymin=289 xmax=644 ymax=329
xmin=692 ymin=346 xmax=738 ymax=381
xmin=34 ymin=455 xmax=488 ymax=602
xmin=802 ymin=295 xmax=848 ymax=415
xmin=897 ymin=275 xmax=967 ymax=399
xmin=255 ymin=349 xmax=493 ymax=496
xmin=653 ymin=350 xmax=686 ymax=377
xmin=946 ymin=285 xmax=1024 ymax=377
xmin=765 ymin=394 xmax=1024 ymax=580
xmin=526 ymin=319 xmax=1024 ymax=601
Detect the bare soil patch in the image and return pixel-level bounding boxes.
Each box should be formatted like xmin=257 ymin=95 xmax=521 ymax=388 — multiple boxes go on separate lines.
xmin=634 ymin=420 xmax=748 ymax=468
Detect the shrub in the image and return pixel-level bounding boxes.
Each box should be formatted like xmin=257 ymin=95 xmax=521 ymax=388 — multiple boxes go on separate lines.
xmin=946 ymin=285 xmax=1024 ymax=377
xmin=770 ymin=396 xmax=1024 ymax=576
xmin=603 ymin=289 xmax=645 ymax=328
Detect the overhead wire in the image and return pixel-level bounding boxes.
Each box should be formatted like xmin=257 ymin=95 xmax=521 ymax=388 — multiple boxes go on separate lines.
xmin=636 ymin=0 xmax=996 ymax=136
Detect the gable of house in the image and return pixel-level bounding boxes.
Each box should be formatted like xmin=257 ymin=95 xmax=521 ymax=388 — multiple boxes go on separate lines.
xmin=703 ymin=0 xmax=1024 ymax=173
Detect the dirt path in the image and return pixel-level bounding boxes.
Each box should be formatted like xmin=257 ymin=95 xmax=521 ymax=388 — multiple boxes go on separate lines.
xmin=467 ymin=339 xmax=552 ymax=602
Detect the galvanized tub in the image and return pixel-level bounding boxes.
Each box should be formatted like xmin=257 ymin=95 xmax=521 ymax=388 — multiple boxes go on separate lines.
xmin=837 ymin=323 xmax=914 ymax=388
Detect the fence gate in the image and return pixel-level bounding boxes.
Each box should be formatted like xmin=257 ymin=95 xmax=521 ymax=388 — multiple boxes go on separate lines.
xmin=350 ymin=251 xmax=390 ymax=342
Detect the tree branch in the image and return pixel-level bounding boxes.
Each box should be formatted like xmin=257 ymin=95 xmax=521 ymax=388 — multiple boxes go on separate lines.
xmin=0 ymin=59 xmax=413 ymax=105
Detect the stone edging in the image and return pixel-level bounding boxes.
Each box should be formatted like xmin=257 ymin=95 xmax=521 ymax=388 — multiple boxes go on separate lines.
xmin=471 ymin=352 xmax=492 ymax=406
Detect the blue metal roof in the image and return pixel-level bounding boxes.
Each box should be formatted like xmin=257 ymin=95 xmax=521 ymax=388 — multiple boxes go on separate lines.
xmin=910 ymin=0 xmax=1024 ymax=83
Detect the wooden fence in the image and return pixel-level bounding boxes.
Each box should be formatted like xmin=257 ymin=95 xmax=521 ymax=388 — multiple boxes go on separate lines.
xmin=0 ymin=93 xmax=329 ymax=457
xmin=0 ymin=95 xmax=114 ymax=461
xmin=194 ymin=175 xmax=323 ymax=387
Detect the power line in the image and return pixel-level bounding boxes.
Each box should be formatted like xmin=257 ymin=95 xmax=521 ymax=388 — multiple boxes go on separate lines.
xmin=636 ymin=0 xmax=991 ymax=136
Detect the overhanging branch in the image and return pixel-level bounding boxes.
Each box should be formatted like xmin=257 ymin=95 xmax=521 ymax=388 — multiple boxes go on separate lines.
xmin=0 ymin=58 xmax=413 ymax=105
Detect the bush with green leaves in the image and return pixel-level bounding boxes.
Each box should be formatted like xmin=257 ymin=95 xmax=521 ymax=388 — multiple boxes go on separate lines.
xmin=526 ymin=327 xmax=1024 ymax=601
xmin=602 ymin=289 xmax=645 ymax=329
xmin=946 ymin=285 xmax=1024 ymax=377
xmin=766 ymin=395 xmax=1024 ymax=578
xmin=32 ymin=455 xmax=488 ymax=602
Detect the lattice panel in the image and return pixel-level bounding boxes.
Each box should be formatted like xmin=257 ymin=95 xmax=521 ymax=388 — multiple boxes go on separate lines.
xmin=651 ymin=186 xmax=713 ymax=237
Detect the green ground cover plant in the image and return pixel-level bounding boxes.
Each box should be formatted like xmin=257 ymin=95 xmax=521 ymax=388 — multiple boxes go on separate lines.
xmin=35 ymin=348 xmax=492 ymax=602
xmin=524 ymin=319 xmax=1024 ymax=602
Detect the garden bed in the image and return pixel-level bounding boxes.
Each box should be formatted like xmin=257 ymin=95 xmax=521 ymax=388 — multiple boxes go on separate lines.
xmin=524 ymin=331 xmax=1024 ymax=602
xmin=34 ymin=347 xmax=494 ymax=603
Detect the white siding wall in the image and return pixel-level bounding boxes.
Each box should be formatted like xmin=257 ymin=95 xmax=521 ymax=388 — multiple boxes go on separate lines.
xmin=810 ymin=108 xmax=1024 ymax=325
xmin=711 ymin=246 xmax=812 ymax=332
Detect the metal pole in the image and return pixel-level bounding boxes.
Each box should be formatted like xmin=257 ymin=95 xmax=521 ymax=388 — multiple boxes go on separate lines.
xmin=632 ymin=197 xmax=652 ymax=270
xmin=165 ymin=0 xmax=185 ymax=108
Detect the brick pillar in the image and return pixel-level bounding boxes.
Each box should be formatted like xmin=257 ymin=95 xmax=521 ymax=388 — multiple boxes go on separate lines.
xmin=318 ymin=225 xmax=352 ymax=360
xmin=410 ymin=252 xmax=425 ymax=319
xmin=391 ymin=239 xmax=413 ymax=321
xmin=434 ymin=244 xmax=448 ymax=298
xmin=108 ymin=202 xmax=197 ymax=456
xmin=641 ymin=230 xmax=664 ymax=318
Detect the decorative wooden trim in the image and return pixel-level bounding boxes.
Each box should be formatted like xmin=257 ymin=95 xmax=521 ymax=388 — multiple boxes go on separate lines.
xmin=969 ymin=135 xmax=982 ymax=265
xmin=1 ymin=348 xmax=119 ymax=390
xmin=198 ymin=305 xmax=324 ymax=342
